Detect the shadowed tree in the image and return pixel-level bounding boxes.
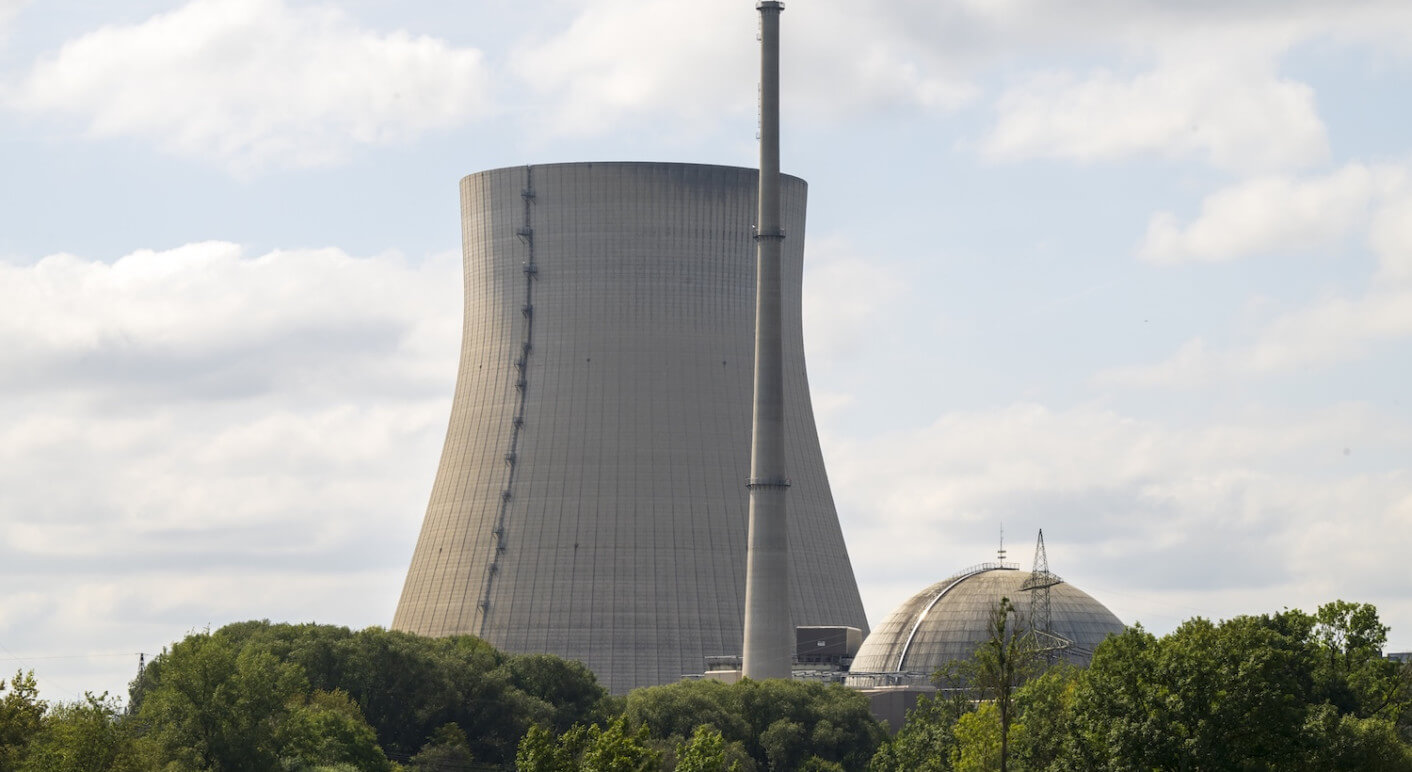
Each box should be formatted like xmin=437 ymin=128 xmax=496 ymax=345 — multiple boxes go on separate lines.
xmin=625 ymin=679 xmax=884 ymax=771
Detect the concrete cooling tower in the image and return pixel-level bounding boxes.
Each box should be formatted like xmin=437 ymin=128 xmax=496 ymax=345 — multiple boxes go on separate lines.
xmin=393 ymin=161 xmax=868 ymax=693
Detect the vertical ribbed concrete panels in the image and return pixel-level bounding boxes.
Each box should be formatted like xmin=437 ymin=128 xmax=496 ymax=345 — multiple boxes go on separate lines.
xmin=392 ymin=162 xmax=867 ymax=694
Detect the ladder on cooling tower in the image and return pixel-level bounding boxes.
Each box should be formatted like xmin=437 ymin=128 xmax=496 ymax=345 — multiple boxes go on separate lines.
xmin=475 ymin=166 xmax=538 ymax=634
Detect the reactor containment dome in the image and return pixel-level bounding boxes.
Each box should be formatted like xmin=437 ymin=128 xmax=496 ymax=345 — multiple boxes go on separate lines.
xmin=847 ymin=562 xmax=1125 ymax=686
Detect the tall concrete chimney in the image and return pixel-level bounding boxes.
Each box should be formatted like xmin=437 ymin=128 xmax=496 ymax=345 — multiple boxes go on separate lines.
xmin=742 ymin=0 xmax=792 ymax=681
xmin=393 ymin=0 xmax=871 ymax=697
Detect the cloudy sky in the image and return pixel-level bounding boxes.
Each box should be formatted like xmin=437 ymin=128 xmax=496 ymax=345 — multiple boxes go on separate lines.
xmin=3 ymin=0 xmax=1411 ymax=702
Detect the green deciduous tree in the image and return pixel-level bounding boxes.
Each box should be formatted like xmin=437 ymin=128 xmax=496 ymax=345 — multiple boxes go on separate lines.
xmin=136 ymin=633 xmax=308 ymax=770
xmin=1069 ymin=617 xmax=1297 ymax=768
xmin=1008 ymin=663 xmax=1079 ymax=771
xmin=1063 ymin=606 xmax=1412 ymax=770
xmin=505 ymin=654 xmax=613 ymax=734
xmin=966 ymin=597 xmax=1040 ymax=772
xmin=0 ymin=672 xmax=45 ymax=772
xmin=797 ymin=756 xmax=846 ymax=771
xmin=1313 ymin=601 xmax=1410 ymax=725
xmin=626 ymin=679 xmax=885 ymax=771
xmin=951 ymin=702 xmax=1003 ymax=772
xmin=276 ymin=689 xmax=392 ymax=771
xmin=675 ymin=724 xmax=733 ymax=772
xmin=515 ymin=717 xmax=659 ymax=772
xmin=17 ymin=692 xmax=146 ymax=772
xmin=408 ymin=722 xmax=477 ymax=771
xmin=579 ymin=716 xmax=661 ymax=772
xmin=759 ymin=718 xmax=806 ymax=770
xmin=516 ymin=722 xmax=576 ymax=772
xmin=325 ymin=626 xmax=604 ymax=764
xmin=1303 ymin=702 xmax=1412 ymax=771
xmin=130 ymin=620 xmax=610 ymax=768
xmin=623 ymin=679 xmax=751 ymax=750
xmin=868 ymin=691 xmax=973 ymax=772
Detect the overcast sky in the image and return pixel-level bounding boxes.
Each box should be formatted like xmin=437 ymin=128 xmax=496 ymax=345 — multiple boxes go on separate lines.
xmin=3 ymin=0 xmax=1411 ymax=703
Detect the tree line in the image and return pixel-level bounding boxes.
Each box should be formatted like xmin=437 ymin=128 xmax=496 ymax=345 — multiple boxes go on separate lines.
xmin=0 ymin=599 xmax=1409 ymax=770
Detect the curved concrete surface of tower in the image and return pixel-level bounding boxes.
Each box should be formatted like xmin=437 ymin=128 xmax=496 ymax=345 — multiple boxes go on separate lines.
xmin=393 ymin=161 xmax=868 ymax=694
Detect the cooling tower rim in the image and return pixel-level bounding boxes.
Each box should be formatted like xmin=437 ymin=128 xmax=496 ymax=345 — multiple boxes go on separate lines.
xmin=459 ymin=160 xmax=807 ymax=188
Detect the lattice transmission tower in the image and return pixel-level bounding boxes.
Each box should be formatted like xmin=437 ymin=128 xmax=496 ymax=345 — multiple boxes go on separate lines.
xmin=1020 ymin=529 xmax=1070 ymax=662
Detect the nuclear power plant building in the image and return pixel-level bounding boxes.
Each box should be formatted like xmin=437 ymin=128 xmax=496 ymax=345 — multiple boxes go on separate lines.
xmin=393 ymin=162 xmax=869 ymax=693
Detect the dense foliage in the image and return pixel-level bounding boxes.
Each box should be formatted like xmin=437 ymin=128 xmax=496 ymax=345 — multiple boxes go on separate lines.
xmin=2 ymin=621 xmax=612 ymax=770
xmin=872 ymin=599 xmax=1412 ymax=771
xmin=130 ymin=621 xmax=614 ymax=768
xmin=624 ymin=679 xmax=887 ymax=770
xmin=2 ymin=600 xmax=1409 ymax=770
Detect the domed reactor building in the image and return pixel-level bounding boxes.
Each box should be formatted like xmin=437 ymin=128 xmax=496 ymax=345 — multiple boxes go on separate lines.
xmin=391 ymin=161 xmax=868 ymax=693
xmin=848 ymin=536 xmax=1125 ymax=689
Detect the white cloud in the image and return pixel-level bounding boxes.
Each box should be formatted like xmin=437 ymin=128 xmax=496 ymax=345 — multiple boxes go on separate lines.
xmin=8 ymin=0 xmax=491 ymax=173
xmin=17 ymin=0 xmax=1398 ymax=158
xmin=982 ymin=60 xmax=1327 ymax=173
xmin=1096 ymin=286 xmax=1412 ymax=387
xmin=786 ymin=4 xmax=978 ymax=116
xmin=508 ymin=1 xmax=755 ymax=135
xmin=0 ymin=242 xmax=458 ymax=376
xmin=831 ymin=402 xmax=1412 ymax=637
xmin=509 ymin=0 xmax=1412 ymax=145
xmin=1246 ymin=289 xmax=1412 ymax=371
xmin=0 ymin=241 xmax=460 ymax=699
xmin=802 ymin=236 xmax=908 ymax=360
xmin=508 ymin=0 xmax=976 ymax=137
xmin=964 ymin=3 xmax=1412 ymax=172
xmin=1101 ymin=161 xmax=1412 ymax=387
xmin=0 ymin=0 xmax=26 ymax=35
xmin=1094 ymin=339 xmax=1219 ymax=390
xmin=1370 ymin=193 xmax=1412 ymax=283
xmin=1 ymin=569 xmax=406 ymax=703
xmin=1141 ymin=164 xmax=1404 ymax=263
